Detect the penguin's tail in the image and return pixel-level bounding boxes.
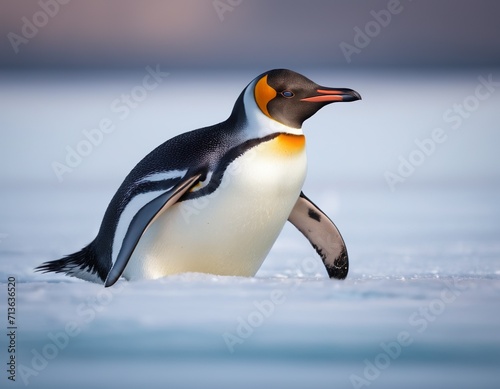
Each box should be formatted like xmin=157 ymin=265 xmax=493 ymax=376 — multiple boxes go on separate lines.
xmin=35 ymin=243 xmax=107 ymax=284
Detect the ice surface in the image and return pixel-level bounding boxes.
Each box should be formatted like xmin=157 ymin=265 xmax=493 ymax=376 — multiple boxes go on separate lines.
xmin=1 ymin=70 xmax=499 ymax=388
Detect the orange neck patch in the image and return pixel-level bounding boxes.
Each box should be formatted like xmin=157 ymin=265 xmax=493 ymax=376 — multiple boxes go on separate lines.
xmin=254 ymin=75 xmax=276 ymax=119
xmin=272 ymin=133 xmax=306 ymax=155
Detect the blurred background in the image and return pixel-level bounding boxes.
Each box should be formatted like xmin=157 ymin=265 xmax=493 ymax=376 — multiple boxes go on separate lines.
xmin=1 ymin=0 xmax=499 ymax=185
xmin=1 ymin=0 xmax=500 ymax=69
xmin=1 ymin=1 xmax=500 ymax=389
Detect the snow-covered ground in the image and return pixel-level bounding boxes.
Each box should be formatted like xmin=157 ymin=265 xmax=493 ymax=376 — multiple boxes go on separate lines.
xmin=1 ymin=69 xmax=499 ymax=388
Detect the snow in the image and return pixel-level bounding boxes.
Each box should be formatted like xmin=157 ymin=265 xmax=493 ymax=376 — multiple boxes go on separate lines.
xmin=1 ymin=69 xmax=499 ymax=388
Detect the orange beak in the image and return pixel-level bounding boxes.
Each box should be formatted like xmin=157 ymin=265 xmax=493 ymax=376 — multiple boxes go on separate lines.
xmin=301 ymin=88 xmax=361 ymax=103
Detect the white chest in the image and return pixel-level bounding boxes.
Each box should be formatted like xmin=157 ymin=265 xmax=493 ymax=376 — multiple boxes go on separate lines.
xmin=123 ymin=133 xmax=307 ymax=280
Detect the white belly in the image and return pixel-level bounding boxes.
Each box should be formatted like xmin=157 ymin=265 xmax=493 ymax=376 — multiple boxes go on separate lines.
xmin=123 ymin=136 xmax=307 ymax=280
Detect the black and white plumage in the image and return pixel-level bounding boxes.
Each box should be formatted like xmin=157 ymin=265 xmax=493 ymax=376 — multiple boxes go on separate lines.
xmin=36 ymin=69 xmax=361 ymax=287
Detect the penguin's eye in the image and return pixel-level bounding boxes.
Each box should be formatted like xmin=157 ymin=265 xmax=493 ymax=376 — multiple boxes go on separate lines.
xmin=281 ymin=90 xmax=294 ymax=98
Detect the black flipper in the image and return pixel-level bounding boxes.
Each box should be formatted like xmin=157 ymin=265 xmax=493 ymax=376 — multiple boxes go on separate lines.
xmin=104 ymin=173 xmax=201 ymax=287
xmin=288 ymin=192 xmax=349 ymax=279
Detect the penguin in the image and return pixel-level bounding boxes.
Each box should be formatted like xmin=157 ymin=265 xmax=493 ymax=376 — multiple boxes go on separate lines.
xmin=36 ymin=69 xmax=361 ymax=287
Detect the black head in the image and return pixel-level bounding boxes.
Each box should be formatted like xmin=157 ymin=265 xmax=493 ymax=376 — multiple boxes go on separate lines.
xmin=253 ymin=69 xmax=361 ymax=129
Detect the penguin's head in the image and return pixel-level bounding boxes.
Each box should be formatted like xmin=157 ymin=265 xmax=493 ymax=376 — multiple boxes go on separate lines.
xmin=253 ymin=69 xmax=361 ymax=129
